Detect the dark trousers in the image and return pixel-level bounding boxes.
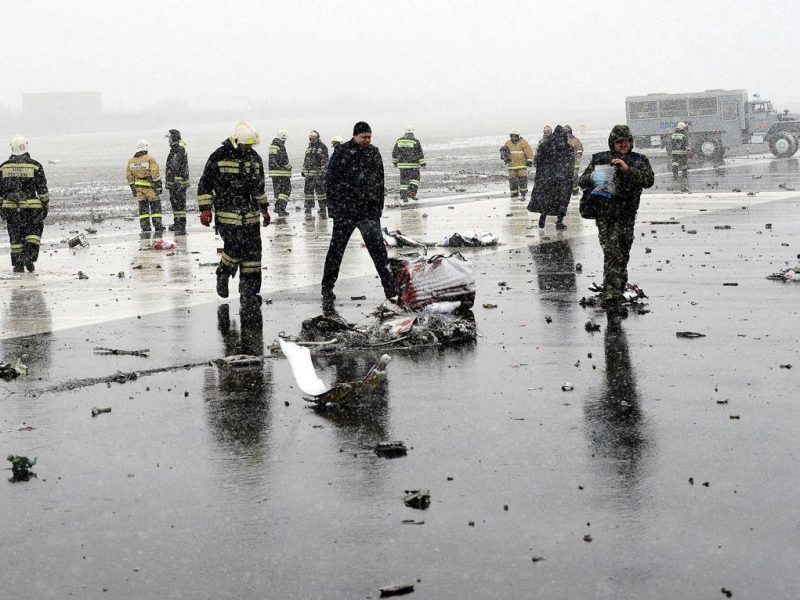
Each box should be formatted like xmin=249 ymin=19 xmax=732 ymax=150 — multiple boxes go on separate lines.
xmin=508 ymin=169 xmax=528 ymax=197
xmin=304 ymin=175 xmax=326 ymax=211
xmin=321 ymin=217 xmax=396 ymax=298
xmin=5 ymin=209 xmax=44 ymax=267
xmin=596 ymin=215 xmax=635 ymax=302
xmin=399 ymin=168 xmax=421 ymax=200
xmin=271 ymin=176 xmax=292 ymax=213
xmin=217 ymin=222 xmax=262 ymax=298
xmin=671 ymin=153 xmax=688 ymax=187
xmin=138 ymin=198 xmax=163 ymax=231
xmin=168 ymin=188 xmax=187 ymax=232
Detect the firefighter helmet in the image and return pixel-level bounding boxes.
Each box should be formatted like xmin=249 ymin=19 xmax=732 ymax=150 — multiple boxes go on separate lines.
xmin=332 ymin=135 xmax=343 ymax=144
xmin=308 ymin=130 xmax=319 ymax=139
xmin=233 ymin=121 xmax=260 ymax=146
xmin=136 ymin=139 xmax=150 ymax=152
xmin=278 ymin=129 xmax=288 ymax=141
xmin=677 ymin=122 xmax=687 ymax=130
xmin=10 ymin=134 xmax=28 ymax=155
xmin=509 ymin=128 xmax=519 ymax=135
xmin=404 ymin=125 xmax=414 ymax=134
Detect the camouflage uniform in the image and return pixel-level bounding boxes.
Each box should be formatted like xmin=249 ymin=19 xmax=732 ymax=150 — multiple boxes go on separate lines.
xmin=579 ymin=125 xmax=654 ymax=305
xmin=669 ymin=128 xmax=690 ymax=190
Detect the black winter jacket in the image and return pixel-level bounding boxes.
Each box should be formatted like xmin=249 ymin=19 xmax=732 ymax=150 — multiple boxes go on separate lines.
xmin=325 ymin=140 xmax=385 ymax=221
xmin=165 ymin=141 xmax=189 ymax=189
xmin=578 ymin=150 xmax=654 ymax=218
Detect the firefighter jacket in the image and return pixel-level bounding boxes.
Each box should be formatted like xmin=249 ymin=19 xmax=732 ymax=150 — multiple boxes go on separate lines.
xmin=126 ymin=151 xmax=163 ymax=194
xmin=268 ymin=138 xmax=292 ymax=177
xmin=391 ymin=134 xmax=426 ymax=169
xmin=669 ymin=131 xmax=690 ymax=155
xmin=197 ymin=138 xmax=269 ymax=226
xmin=165 ymin=141 xmax=190 ymax=190
xmin=567 ymin=135 xmax=584 ymax=161
xmin=302 ymin=140 xmax=328 ymax=176
xmin=501 ymin=138 xmax=534 ymax=171
xmin=325 ymin=139 xmax=384 ymax=221
xmin=0 ymin=153 xmax=50 ymax=213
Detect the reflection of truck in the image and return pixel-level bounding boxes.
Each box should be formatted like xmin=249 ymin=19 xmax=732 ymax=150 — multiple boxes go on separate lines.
xmin=625 ymin=89 xmax=800 ymax=160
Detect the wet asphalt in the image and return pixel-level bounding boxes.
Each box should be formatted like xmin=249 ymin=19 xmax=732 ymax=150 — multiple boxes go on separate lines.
xmin=2 ymin=157 xmax=800 ymax=599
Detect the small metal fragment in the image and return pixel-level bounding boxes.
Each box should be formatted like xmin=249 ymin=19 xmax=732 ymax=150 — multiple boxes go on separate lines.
xmin=91 ymin=407 xmax=112 ymax=417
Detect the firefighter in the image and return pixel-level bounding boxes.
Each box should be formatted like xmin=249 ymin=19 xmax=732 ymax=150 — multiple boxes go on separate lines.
xmin=500 ymin=129 xmax=534 ymax=199
xmin=391 ymin=126 xmax=427 ymax=202
xmin=197 ymin=121 xmax=270 ymax=311
xmin=302 ymin=130 xmax=329 ymax=217
xmin=564 ymin=125 xmax=584 ymax=195
xmin=0 ymin=134 xmax=49 ymax=272
xmin=669 ymin=122 xmax=691 ymax=192
xmin=126 ymin=140 xmax=164 ymax=232
xmin=331 ymin=135 xmax=343 ymax=151
xmin=165 ymin=129 xmax=189 ymax=234
xmin=269 ymin=129 xmax=292 ymax=217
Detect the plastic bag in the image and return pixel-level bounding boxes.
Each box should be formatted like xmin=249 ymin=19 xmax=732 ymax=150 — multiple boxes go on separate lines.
xmin=590 ymin=164 xmax=616 ymax=199
xmin=390 ymin=253 xmax=476 ymax=310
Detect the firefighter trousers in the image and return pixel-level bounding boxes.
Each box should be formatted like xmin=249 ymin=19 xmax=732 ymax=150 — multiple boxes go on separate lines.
xmin=304 ymin=175 xmax=327 ymax=211
xmin=399 ymin=168 xmax=421 ymax=201
xmin=136 ymin=190 xmax=163 ymax=231
xmin=4 ymin=209 xmax=44 ymax=268
xmin=271 ymin=176 xmax=292 ymax=213
xmin=321 ymin=217 xmax=396 ymax=299
xmin=671 ymin=153 xmax=688 ymax=187
xmin=217 ymin=222 xmax=262 ymax=299
xmin=596 ymin=215 xmax=635 ymax=303
xmin=168 ymin=188 xmax=187 ymax=233
xmin=508 ymin=168 xmax=529 ymax=198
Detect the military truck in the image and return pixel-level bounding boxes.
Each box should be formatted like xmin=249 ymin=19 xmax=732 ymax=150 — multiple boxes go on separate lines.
xmin=625 ymin=89 xmax=800 ymax=160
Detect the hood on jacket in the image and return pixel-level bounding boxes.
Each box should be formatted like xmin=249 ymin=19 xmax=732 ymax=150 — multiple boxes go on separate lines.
xmin=608 ymin=125 xmax=634 ymax=150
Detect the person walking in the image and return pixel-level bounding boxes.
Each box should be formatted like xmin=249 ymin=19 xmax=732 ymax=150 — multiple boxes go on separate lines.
xmin=578 ymin=125 xmax=654 ymax=318
xmin=669 ymin=122 xmax=691 ymax=192
xmin=331 ymin=135 xmax=343 ymax=151
xmin=165 ymin=129 xmax=189 ymax=234
xmin=269 ymin=129 xmax=292 ymax=217
xmin=126 ymin=140 xmax=164 ymax=232
xmin=500 ymin=129 xmax=534 ymax=200
xmin=391 ymin=126 xmax=426 ymax=202
xmin=564 ymin=124 xmax=584 ymax=195
xmin=302 ymin=130 xmax=329 ymax=217
xmin=0 ymin=134 xmax=50 ymax=272
xmin=321 ymin=121 xmax=397 ymax=308
xmin=196 ymin=121 xmax=271 ymax=312
xmin=528 ymin=125 xmax=575 ymax=229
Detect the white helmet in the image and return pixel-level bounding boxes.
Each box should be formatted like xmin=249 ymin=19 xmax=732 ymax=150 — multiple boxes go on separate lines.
xmin=332 ymin=135 xmax=343 ymax=144
xmin=404 ymin=125 xmax=414 ymax=134
xmin=136 ymin=139 xmax=149 ymax=152
xmin=278 ymin=129 xmax=288 ymax=141
xmin=10 ymin=133 xmax=28 ymax=155
xmin=676 ymin=121 xmax=687 ymax=130
xmin=233 ymin=121 xmax=260 ymax=146
xmin=509 ymin=128 xmax=519 ymax=135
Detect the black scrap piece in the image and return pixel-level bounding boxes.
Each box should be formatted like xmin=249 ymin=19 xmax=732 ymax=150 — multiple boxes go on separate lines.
xmin=676 ymin=331 xmax=706 ymax=338
xmin=403 ymin=489 xmax=431 ymax=510
xmin=375 ymin=441 xmax=408 ymax=458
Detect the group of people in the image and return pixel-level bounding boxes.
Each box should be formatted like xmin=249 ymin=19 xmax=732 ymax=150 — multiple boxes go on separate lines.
xmin=1 ymin=120 xmax=654 ymax=321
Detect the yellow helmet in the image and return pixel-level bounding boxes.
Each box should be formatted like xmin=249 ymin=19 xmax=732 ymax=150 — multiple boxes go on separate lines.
xmin=233 ymin=121 xmax=260 ymax=146
xmin=509 ymin=128 xmax=519 ymax=135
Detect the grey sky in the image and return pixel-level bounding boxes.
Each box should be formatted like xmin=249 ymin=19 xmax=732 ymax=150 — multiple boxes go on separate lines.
xmin=3 ymin=0 xmax=797 ymax=119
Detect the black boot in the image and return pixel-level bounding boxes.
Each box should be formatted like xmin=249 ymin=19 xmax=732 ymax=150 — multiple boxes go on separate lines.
xmin=555 ymin=218 xmax=567 ymax=230
xmin=538 ymin=214 xmax=546 ymax=229
xmin=25 ymin=261 xmax=35 ymax=272
xmin=216 ymin=271 xmax=230 ymax=298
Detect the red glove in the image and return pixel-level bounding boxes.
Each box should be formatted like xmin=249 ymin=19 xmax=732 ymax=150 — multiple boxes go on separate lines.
xmin=200 ymin=210 xmax=212 ymax=227
xmin=262 ymin=209 xmax=271 ymax=227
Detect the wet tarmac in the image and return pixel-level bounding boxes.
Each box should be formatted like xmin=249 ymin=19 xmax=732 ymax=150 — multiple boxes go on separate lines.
xmin=2 ymin=158 xmax=800 ymax=599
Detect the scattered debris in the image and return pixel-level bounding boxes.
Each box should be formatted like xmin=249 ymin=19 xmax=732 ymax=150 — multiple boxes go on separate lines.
xmin=67 ymin=233 xmax=89 ymax=248
xmin=545 ymin=315 xmax=552 ymax=323
xmin=391 ymin=253 xmax=475 ymax=310
xmin=77 ymin=271 xmax=89 ymax=280
xmin=531 ymin=556 xmax=546 ymax=563
xmin=7 ymin=455 xmax=36 ymax=480
xmin=482 ymin=303 xmax=498 ymax=309
xmin=714 ymin=225 xmax=732 ymax=230
xmin=375 ymin=441 xmax=408 ymax=458
xmin=765 ymin=223 xmax=772 ymax=229
xmin=575 ymin=263 xmax=582 ymax=272
xmin=780 ymin=364 xmax=793 ymax=369
xmin=721 ymin=587 xmax=733 ymax=598
xmin=382 ymin=227 xmax=429 ymax=248
xmin=676 ymin=331 xmax=706 ymax=338
xmin=583 ymin=534 xmax=593 ymax=542
xmin=766 ymin=265 xmax=800 ymax=282
xmin=722 ymin=282 xmax=738 ymax=286
xmin=91 ymin=407 xmax=112 ymax=417
xmin=561 ymin=383 xmax=574 ymax=392
xmin=579 ymin=283 xmax=647 ymax=309
xmin=93 ymin=347 xmax=150 ymax=357
xmin=84 ymin=226 xmax=98 ymax=234
xmin=0 ymin=358 xmax=28 ymax=381
xmin=403 ymin=489 xmax=431 ymax=510
xmin=151 ymin=239 xmax=176 ymax=250
xmin=350 ymin=295 xmax=367 ymax=301
xmin=379 ymin=583 xmax=415 ymax=597
xmin=729 ymin=414 xmax=741 ymax=420
xmin=402 ymin=520 xmax=425 ymax=525
xmin=440 ymin=230 xmax=498 ymax=247
xmin=213 ymin=355 xmax=264 ymax=371
xmin=584 ymin=320 xmax=600 ymax=332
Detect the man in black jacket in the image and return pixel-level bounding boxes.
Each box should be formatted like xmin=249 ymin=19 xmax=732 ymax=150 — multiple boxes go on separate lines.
xmin=579 ymin=125 xmax=654 ymax=318
xmin=165 ymin=129 xmax=189 ymax=234
xmin=321 ymin=121 xmax=397 ymax=307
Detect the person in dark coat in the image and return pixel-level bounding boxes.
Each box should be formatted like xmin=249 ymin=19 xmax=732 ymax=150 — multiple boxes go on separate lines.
xmin=528 ymin=125 xmax=575 ymax=229
xmin=320 ymin=121 xmax=397 ymax=308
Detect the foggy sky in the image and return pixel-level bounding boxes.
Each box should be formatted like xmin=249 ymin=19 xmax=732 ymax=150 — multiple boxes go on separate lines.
xmin=3 ymin=0 xmax=798 ymax=121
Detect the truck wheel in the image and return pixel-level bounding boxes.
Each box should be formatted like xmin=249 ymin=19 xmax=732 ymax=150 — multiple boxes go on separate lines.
xmin=697 ymin=137 xmax=723 ymax=160
xmin=769 ymin=132 xmax=798 ymax=158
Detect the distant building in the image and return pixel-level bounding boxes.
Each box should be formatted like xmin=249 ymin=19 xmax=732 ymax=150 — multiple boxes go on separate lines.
xmin=21 ymin=92 xmax=102 ymax=132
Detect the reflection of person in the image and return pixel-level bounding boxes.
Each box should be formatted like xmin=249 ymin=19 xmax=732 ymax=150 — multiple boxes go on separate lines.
xmin=321 ymin=121 xmax=398 ymax=308
xmin=529 ymin=125 xmax=575 ymax=230
xmin=579 ymin=125 xmax=654 ymax=318
xmin=0 ymin=134 xmax=50 ymax=272
xmin=529 ymin=238 xmax=577 ymax=295
xmin=584 ymin=320 xmax=649 ymax=491
xmin=1 ymin=290 xmax=53 ymax=375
